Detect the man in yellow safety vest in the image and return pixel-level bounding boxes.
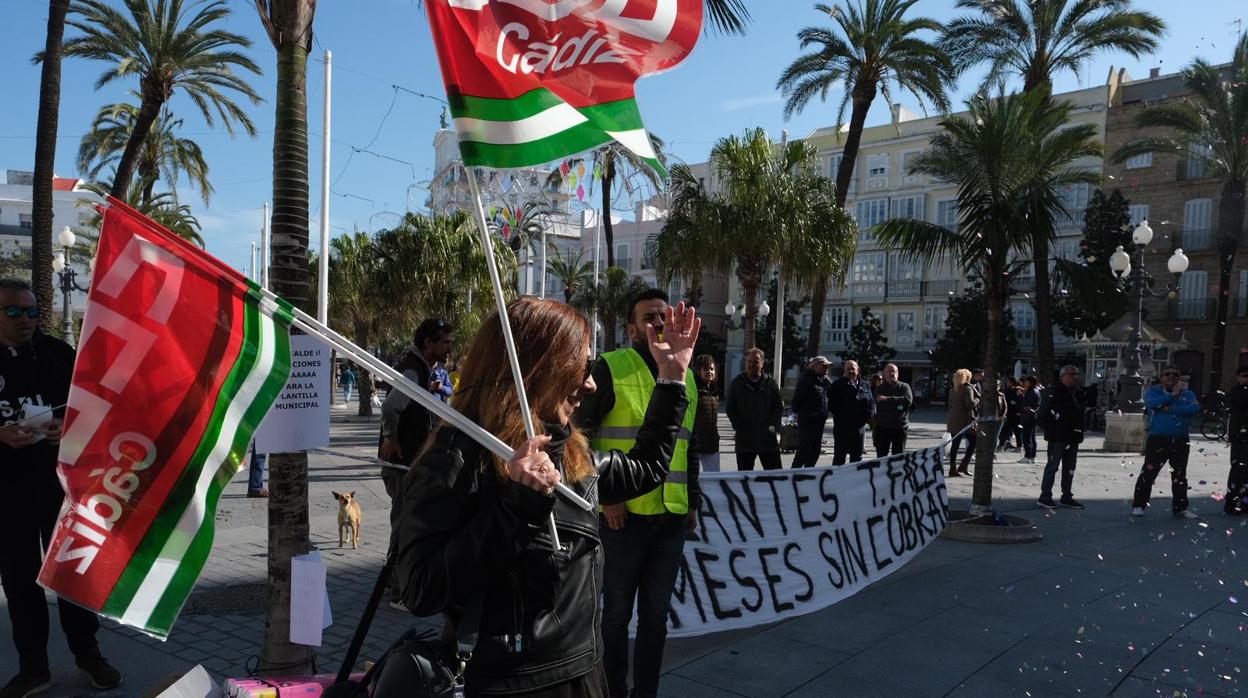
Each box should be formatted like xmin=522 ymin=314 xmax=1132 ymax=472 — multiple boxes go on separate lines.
xmin=575 ymin=288 xmax=700 ymax=698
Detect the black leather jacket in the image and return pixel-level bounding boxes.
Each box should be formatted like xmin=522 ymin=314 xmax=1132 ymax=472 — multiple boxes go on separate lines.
xmin=395 ymin=384 xmax=687 ymax=695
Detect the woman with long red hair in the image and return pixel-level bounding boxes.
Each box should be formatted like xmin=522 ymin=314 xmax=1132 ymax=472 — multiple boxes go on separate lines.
xmin=394 ymin=297 xmax=700 ymax=696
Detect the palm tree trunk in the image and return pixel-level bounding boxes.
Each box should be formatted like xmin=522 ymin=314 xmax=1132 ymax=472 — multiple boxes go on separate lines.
xmin=742 ymin=280 xmax=758 ymax=352
xmin=602 ymin=158 xmax=615 ymax=268
xmin=971 ymin=281 xmax=1006 ymax=514
xmin=806 ymin=91 xmax=873 ymax=358
xmin=604 ymin=310 xmax=618 ymax=350
xmin=257 ymin=1 xmax=316 ymax=674
xmin=109 ymin=96 xmax=162 ymax=201
xmin=31 ymin=0 xmax=70 ymax=332
xmin=1030 ymin=228 xmax=1056 ymax=383
xmin=1209 ymin=179 xmax=1246 ymax=393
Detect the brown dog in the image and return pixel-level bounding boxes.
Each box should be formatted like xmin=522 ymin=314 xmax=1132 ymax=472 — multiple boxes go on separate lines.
xmin=333 ymin=491 xmax=362 ymax=549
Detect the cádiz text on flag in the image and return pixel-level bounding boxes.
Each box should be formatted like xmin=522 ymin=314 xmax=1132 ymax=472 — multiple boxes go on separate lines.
xmin=668 ymin=445 xmax=950 ymax=637
xmin=38 ymin=199 xmax=294 ymax=640
xmin=425 ymin=0 xmax=702 ymax=174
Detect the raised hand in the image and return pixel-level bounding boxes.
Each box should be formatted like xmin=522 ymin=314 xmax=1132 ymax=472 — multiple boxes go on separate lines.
xmin=647 ymin=301 xmax=701 ymax=382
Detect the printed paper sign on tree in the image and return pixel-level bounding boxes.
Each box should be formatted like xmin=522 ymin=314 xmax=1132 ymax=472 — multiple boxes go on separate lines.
xmin=425 ymin=0 xmax=701 ymax=174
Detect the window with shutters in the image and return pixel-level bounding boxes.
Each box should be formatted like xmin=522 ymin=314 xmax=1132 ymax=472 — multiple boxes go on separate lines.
xmin=1012 ymin=302 xmax=1036 ymax=348
xmin=19 ymin=213 xmax=32 ymax=230
xmin=866 ymin=154 xmax=889 ymax=179
xmin=1128 ymin=204 xmax=1149 ymax=227
xmin=901 ymin=151 xmax=921 ymax=177
xmin=854 ymin=198 xmax=889 ymax=243
xmin=825 ymin=307 xmax=851 ymax=345
xmin=1186 ymin=143 xmax=1213 ymax=179
xmin=1183 ymin=199 xmax=1212 ymax=249
xmin=1125 ymin=152 xmax=1152 ymax=169
xmin=1178 ymin=270 xmax=1208 ymax=319
xmin=923 ymin=306 xmax=947 ymax=343
xmin=895 ymin=311 xmax=915 ymax=346
xmin=889 ymin=194 xmax=925 ymax=221
xmin=1057 ymin=182 xmax=1091 ymax=231
xmin=936 ymin=200 xmax=957 ymax=231
xmin=852 ymin=253 xmax=887 ymax=299
xmin=888 ymin=252 xmax=921 ymax=297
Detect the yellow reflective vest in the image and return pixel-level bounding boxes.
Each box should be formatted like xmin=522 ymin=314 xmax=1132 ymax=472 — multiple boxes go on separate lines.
xmin=589 ymin=347 xmax=697 ymax=515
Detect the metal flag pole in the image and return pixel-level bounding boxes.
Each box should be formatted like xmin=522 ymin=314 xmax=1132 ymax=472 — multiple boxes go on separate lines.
xmin=261 ymin=202 xmax=271 ymax=291
xmin=465 ymin=168 xmax=565 ymax=550
xmin=317 ymin=49 xmax=332 ymax=324
xmin=773 ymin=131 xmax=788 ymax=387
xmin=591 ymin=209 xmax=601 ymax=351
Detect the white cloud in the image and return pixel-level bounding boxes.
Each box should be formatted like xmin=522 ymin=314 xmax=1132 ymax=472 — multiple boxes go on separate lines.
xmin=718 ymin=93 xmax=783 ymax=112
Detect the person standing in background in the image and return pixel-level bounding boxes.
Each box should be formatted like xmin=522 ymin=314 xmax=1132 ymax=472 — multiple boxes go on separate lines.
xmin=692 ymin=354 xmax=722 ymax=473
xmin=1131 ymin=367 xmax=1200 ymax=518
xmin=946 ymin=369 xmax=979 ymax=477
xmin=1225 ymin=366 xmax=1248 ymax=516
xmin=872 ymin=363 xmax=913 ymax=457
xmin=1037 ymin=366 xmax=1087 ymax=510
xmin=828 ymin=360 xmax=875 ymax=465
xmin=341 ymin=363 xmax=357 ymax=403
xmin=726 ymin=348 xmax=784 ymax=471
xmin=790 ymin=356 xmax=833 ymax=468
xmin=1017 ymin=376 xmax=1041 ymax=464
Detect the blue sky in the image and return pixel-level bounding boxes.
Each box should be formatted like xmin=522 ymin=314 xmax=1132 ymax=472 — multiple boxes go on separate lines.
xmin=1 ymin=0 xmax=1244 ymax=275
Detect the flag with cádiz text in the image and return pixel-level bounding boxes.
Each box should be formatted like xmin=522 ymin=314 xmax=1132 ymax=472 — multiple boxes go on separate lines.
xmin=38 ymin=199 xmax=293 ymax=640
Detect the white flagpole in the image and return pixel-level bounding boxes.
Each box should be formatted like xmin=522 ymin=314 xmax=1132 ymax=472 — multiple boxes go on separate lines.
xmin=262 ymin=293 xmax=592 ymax=512
xmin=465 ymin=169 xmax=566 ymax=549
xmin=591 ymin=209 xmax=601 ymax=351
xmin=261 ymin=201 xmax=271 ymax=291
xmin=317 ymin=49 xmax=332 ymax=324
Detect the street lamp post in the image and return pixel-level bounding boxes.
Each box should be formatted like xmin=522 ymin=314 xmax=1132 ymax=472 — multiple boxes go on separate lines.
xmin=1108 ymin=220 xmax=1189 ymax=412
xmin=51 ymin=226 xmax=86 ymax=348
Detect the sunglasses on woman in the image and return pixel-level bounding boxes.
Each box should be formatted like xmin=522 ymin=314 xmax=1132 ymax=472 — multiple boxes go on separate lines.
xmin=3 ymin=305 xmax=40 ymax=319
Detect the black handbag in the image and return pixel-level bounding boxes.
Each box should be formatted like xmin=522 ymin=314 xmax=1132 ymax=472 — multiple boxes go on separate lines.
xmin=369 ymin=595 xmax=483 ymax=698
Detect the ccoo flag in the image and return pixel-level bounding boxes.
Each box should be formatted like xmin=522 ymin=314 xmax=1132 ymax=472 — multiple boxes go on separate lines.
xmin=38 ymin=200 xmax=293 ymax=640
xmin=425 ymin=0 xmax=702 ymax=175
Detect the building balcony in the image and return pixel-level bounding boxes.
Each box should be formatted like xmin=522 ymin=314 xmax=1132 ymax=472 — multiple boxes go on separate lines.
xmin=922 ymin=329 xmax=944 ymax=344
xmin=921 ymin=279 xmax=961 ymax=298
xmin=887 ymin=280 xmax=921 ymax=298
xmin=851 ymin=282 xmax=887 ymax=300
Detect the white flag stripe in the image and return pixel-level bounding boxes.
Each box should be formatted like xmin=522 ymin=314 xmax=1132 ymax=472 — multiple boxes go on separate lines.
xmin=119 ymin=314 xmax=279 ymax=628
xmin=606 ymin=128 xmax=658 ymax=159
xmin=453 ymin=102 xmax=588 ymax=145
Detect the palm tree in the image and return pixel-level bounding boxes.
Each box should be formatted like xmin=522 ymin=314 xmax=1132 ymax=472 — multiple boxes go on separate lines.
xmin=31 ymin=0 xmax=71 ymax=331
xmin=575 ymin=266 xmax=650 ymax=350
xmin=328 ymin=231 xmax=384 ymax=415
xmin=941 ymin=0 xmax=1166 ymax=382
xmin=776 ymin=0 xmax=952 ymax=359
xmin=63 ymin=0 xmax=261 ymax=201
xmin=254 ymin=0 xmax=315 ymax=675
xmin=655 ymin=130 xmax=857 ymax=353
xmin=875 ymin=89 xmax=1100 ymax=514
xmin=1113 ymin=33 xmax=1248 ymax=392
xmin=704 ymin=0 xmax=750 ymax=35
xmin=78 ymin=99 xmax=213 ymax=206
xmin=547 ymin=246 xmax=592 ymax=304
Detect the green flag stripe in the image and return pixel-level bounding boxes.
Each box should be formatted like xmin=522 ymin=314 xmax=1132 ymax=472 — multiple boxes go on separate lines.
xmin=448 ymin=88 xmax=564 ymax=122
xmin=458 ymin=121 xmax=617 ymax=170
xmin=144 ymin=316 xmax=292 ymax=635
xmin=102 ymin=299 xmax=265 ymax=618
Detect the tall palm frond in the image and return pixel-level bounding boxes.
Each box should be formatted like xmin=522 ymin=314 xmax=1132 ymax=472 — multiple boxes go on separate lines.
xmin=546 ymin=246 xmax=592 ymax=305
xmin=63 ymin=0 xmax=262 ymax=200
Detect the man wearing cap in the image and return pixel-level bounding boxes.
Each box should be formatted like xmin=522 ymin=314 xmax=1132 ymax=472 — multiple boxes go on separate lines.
xmin=872 ymin=363 xmax=913 ymax=457
xmin=791 ymin=356 xmax=833 ymax=467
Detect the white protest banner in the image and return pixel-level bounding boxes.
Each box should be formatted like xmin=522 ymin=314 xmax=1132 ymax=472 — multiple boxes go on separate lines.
xmin=668 ymin=443 xmax=949 ymax=637
xmin=255 ymin=334 xmax=331 ymax=453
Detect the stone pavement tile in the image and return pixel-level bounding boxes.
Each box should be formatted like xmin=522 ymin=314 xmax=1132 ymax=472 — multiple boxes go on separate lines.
xmin=973 ymin=625 xmax=1166 ymax=696
xmin=1112 ymin=675 xmax=1233 ymax=698
xmin=764 ymin=606 xmax=916 ymax=654
xmin=784 ymin=624 xmax=1016 ymax=698
xmin=908 ymin=605 xmax=1036 ymax=646
xmin=670 ymin=632 xmax=850 ymax=698
xmin=1127 ymin=611 xmax=1248 ymax=696
xmin=970 ymin=546 xmax=1065 ymax=572
xmin=960 ymin=566 xmax=1133 ymax=620
xmin=658 ymin=673 xmax=751 ymax=697
xmin=663 ymin=626 xmax=766 ymax=673
xmin=947 ymin=674 xmax=1077 ymax=697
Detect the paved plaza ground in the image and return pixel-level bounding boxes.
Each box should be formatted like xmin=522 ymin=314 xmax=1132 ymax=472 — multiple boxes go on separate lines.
xmin=1 ymin=406 xmax=1244 ymax=696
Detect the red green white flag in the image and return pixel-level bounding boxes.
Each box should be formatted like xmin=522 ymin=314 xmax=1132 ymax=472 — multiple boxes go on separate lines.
xmin=38 ymin=200 xmax=293 ymax=640
xmin=425 ymin=0 xmax=702 ymax=175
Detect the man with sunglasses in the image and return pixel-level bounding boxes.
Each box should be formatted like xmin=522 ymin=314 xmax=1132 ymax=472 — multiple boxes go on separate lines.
xmin=0 ymin=278 xmax=121 ymax=695
xmin=1132 ymin=367 xmax=1202 ymax=518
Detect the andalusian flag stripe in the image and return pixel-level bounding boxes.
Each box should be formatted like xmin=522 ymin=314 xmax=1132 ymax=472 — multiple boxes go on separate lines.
xmin=449 ymin=88 xmax=662 ymax=173
xmin=104 ymin=285 xmax=290 ymax=634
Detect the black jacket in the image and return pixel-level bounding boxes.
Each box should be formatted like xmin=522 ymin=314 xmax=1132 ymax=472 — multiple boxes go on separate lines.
xmin=0 ymin=332 xmax=74 ymax=481
xmin=1040 ymin=381 xmax=1085 ymax=443
xmin=791 ymin=370 xmax=832 ymax=420
xmin=692 ymin=375 xmax=720 ymax=455
xmin=872 ymin=380 xmax=913 ymax=430
xmin=828 ymin=377 xmax=876 ymax=435
xmin=1230 ymin=384 xmax=1248 ymax=446
xmin=725 ymin=372 xmax=783 ymax=453
xmin=395 ymin=384 xmax=687 ymax=695
xmin=379 ymin=351 xmax=435 ymax=464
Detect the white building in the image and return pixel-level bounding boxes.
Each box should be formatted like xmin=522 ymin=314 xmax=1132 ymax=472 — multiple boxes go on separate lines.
xmin=0 ymin=169 xmax=98 ymax=314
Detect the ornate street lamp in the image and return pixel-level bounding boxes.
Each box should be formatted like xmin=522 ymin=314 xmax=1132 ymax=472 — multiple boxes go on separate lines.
xmin=1109 ymin=220 xmax=1189 ymax=412
xmin=52 ymin=226 xmax=87 ymax=347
